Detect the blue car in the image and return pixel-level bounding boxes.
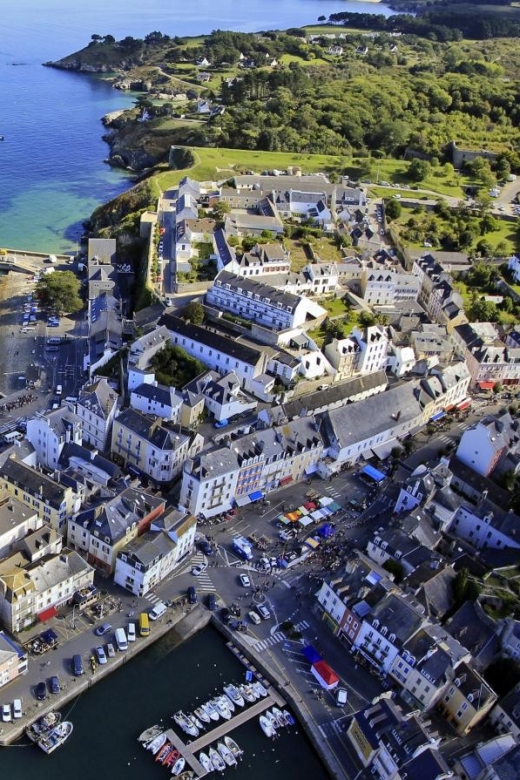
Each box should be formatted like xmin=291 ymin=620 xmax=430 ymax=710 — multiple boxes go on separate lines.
xmin=214 ymin=419 xmax=229 ymax=429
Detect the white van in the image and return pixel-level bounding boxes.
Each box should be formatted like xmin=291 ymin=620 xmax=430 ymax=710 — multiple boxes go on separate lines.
xmin=149 ymin=601 xmax=167 ymax=621
xmin=13 ymin=698 xmax=22 ymax=719
xmin=248 ymin=610 xmax=261 ymax=625
xmin=336 ymin=688 xmax=348 ymax=706
xmin=56 ymin=384 xmax=62 ymax=395
xmin=115 ymin=627 xmax=128 ymax=652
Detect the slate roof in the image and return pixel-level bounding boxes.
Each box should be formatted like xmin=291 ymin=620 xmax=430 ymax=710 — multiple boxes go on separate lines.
xmin=132 ymin=383 xmax=179 ymax=408
xmin=160 ymin=314 xmax=264 ymax=367
xmin=213 ymin=270 xmax=301 ymax=310
xmin=445 ymin=601 xmax=500 ymax=670
xmin=114 ymin=409 xmax=181 ymax=451
xmin=78 ymin=378 xmax=118 ymax=420
xmin=1 ymin=457 xmax=71 ymax=508
xmin=369 ymin=593 xmax=424 ymax=645
xmin=490 ymin=744 xmax=520 ymax=780
xmin=282 ymin=371 xmax=387 ymax=420
xmin=74 ymin=487 xmax=164 ymax=544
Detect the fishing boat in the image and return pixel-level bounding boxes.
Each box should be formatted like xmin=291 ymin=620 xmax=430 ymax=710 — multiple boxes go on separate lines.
xmin=138 ymin=724 xmax=163 ymax=743
xmin=173 ymin=710 xmax=199 ymax=737
xmin=252 ymin=680 xmax=268 ymax=698
xmin=26 ymin=712 xmax=62 ymax=743
xmin=272 ymin=707 xmax=286 ymax=727
xmin=259 ymin=714 xmax=276 ymax=738
xmin=213 ymin=696 xmax=232 ymax=720
xmin=224 ymin=735 xmax=243 ymax=759
xmin=223 ymin=683 xmax=245 ymax=708
xmin=217 ymin=741 xmax=236 ymax=767
xmin=194 ymin=706 xmax=210 ymax=724
xmin=198 ymin=751 xmax=213 ymax=773
xmin=37 ymin=721 xmax=73 ymax=754
xmin=171 ymin=756 xmax=186 ymax=776
xmin=283 ymin=710 xmax=295 ymax=726
xmin=238 ymin=683 xmax=256 ymax=703
xmin=146 ymin=732 xmax=167 ymax=754
xmin=209 ymin=746 xmax=226 ymax=773
xmin=202 ymin=700 xmax=220 ymax=721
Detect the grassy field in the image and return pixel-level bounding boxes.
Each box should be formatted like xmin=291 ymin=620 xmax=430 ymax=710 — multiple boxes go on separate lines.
xmin=156 ymin=147 xmax=344 ymax=188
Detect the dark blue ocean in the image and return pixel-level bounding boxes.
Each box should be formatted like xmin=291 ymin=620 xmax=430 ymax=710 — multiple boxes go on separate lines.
xmin=0 ymin=0 xmax=395 ymax=253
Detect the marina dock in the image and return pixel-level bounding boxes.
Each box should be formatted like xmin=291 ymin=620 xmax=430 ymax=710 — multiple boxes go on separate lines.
xmin=161 ymin=685 xmax=286 ymax=777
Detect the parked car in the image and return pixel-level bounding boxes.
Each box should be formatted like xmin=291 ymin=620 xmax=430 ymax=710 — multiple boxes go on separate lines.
xmin=12 ymin=699 xmax=22 ymax=719
xmin=127 ymin=622 xmax=136 ymax=642
xmin=214 ymin=419 xmax=229 ymax=429
xmin=49 ymin=675 xmax=61 ymax=694
xmin=96 ymin=646 xmax=107 ymax=664
xmin=207 ymin=593 xmax=216 ymax=611
xmin=220 ymin=607 xmax=231 ymax=624
xmin=200 ymin=541 xmax=214 ymax=556
xmin=239 ymin=573 xmax=251 ymax=588
xmin=1 ymin=703 xmax=11 ymax=722
xmin=187 ymin=586 xmax=197 ymax=604
xmin=36 ymin=682 xmax=47 ymax=701
xmin=95 ymin=623 xmax=112 ymax=637
xmin=256 ymin=603 xmax=271 ymax=620
xmin=106 ymin=643 xmax=116 ymax=659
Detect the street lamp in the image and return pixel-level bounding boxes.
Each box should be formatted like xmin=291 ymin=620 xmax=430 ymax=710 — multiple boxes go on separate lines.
xmin=72 ymin=604 xmax=78 ymax=630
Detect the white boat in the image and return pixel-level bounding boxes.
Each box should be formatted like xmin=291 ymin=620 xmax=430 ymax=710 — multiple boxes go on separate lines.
xmin=202 ymin=701 xmax=220 ymax=721
xmin=259 ymin=714 xmax=276 ymax=738
xmin=223 ymin=683 xmax=245 ymax=708
xmin=222 ymin=693 xmax=235 ymax=712
xmin=213 ymin=696 xmax=232 ymax=720
xmin=194 ymin=706 xmax=210 ymax=724
xmin=217 ymin=741 xmax=236 ymax=767
xmin=265 ymin=710 xmax=279 ymax=731
xmin=139 ymin=724 xmax=163 ymax=743
xmin=238 ymin=683 xmax=256 ymax=703
xmin=26 ymin=711 xmax=61 ymax=743
xmin=252 ymin=681 xmax=268 ymax=698
xmin=173 ymin=710 xmax=199 ymax=737
xmin=224 ymin=735 xmax=243 ymax=759
xmin=272 ymin=707 xmax=286 ymax=727
xmin=37 ymin=721 xmax=73 ymax=754
xmin=209 ymin=746 xmax=226 ymax=772
xmin=146 ymin=732 xmax=167 ymax=754
xmin=198 ymin=751 xmax=213 ymax=773
xmin=171 ymin=756 xmax=186 ymax=776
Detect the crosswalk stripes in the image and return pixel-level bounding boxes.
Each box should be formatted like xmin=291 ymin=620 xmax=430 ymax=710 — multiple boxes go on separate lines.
xmin=325 ymin=487 xmax=342 ymax=498
xmin=294 ymin=620 xmax=310 ymax=631
xmin=145 ymin=593 xmax=162 ymax=605
xmin=251 ymin=631 xmax=285 ymax=652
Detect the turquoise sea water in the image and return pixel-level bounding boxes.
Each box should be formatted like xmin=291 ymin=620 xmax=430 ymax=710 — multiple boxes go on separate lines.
xmin=0 ymin=0 xmax=396 ymax=253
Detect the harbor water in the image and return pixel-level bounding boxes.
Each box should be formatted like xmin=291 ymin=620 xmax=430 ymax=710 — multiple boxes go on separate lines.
xmin=1 ymin=625 xmax=329 ymax=780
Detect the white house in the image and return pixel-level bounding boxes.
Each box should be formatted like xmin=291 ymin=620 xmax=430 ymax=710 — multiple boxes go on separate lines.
xmin=76 ymin=377 xmax=119 ymax=451
xmin=25 ymin=408 xmax=82 ymax=470
xmin=455 ymin=412 xmax=519 ymax=477
xmin=130 ymin=382 xmax=183 ymax=423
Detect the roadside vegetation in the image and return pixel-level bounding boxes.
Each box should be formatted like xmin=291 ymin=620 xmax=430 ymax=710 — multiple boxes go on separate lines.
xmin=35 ymin=271 xmax=83 ymax=315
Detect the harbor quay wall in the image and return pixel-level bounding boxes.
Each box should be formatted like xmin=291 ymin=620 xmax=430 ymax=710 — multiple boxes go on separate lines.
xmin=0 ymin=604 xmax=211 ymax=746
xmin=211 ymin=617 xmax=346 ymax=780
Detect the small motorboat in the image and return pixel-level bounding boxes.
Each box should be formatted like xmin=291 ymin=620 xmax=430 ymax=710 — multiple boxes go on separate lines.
xmin=272 ymin=707 xmax=286 ymax=727
xmin=252 ymin=680 xmax=268 ymax=698
xmin=198 ymin=751 xmax=213 ymax=773
xmin=265 ymin=710 xmax=279 ymax=731
xmin=138 ymin=724 xmax=163 ymax=743
xmin=209 ymin=746 xmax=226 ymax=773
xmin=238 ymin=683 xmax=256 ymax=703
xmin=173 ymin=710 xmax=199 ymax=737
xmin=217 ymin=741 xmax=236 ymax=767
xmin=223 ymin=683 xmax=245 ymax=708
xmin=224 ymin=735 xmax=243 ymax=759
xmin=171 ymin=756 xmax=186 ymax=776
xmin=194 ymin=706 xmax=210 ymax=724
xmin=213 ymin=696 xmax=232 ymax=720
xmin=222 ymin=693 xmax=235 ymax=712
xmin=283 ymin=710 xmax=295 ymax=726
xmin=146 ymin=731 xmax=167 ymax=754
xmin=202 ymin=700 xmax=220 ymax=721
xmin=164 ymin=748 xmax=181 ymax=767
xmin=259 ymin=714 xmax=276 ymax=738
xmin=156 ymin=742 xmax=173 ymax=763
xmin=177 ymin=771 xmax=194 ymax=780
xmin=37 ymin=721 xmax=74 ymax=754
xmin=192 ymin=714 xmax=204 ymax=730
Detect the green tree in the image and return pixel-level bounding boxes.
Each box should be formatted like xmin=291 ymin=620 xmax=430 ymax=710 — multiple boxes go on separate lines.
xmin=36 ymin=271 xmax=83 ymax=315
xmin=384 ymin=198 xmax=402 ymax=221
xmin=382 ymin=559 xmax=404 ymax=583
xmin=407 ymin=158 xmax=431 ymax=183
xmin=485 ymin=657 xmax=520 ymax=698
xmin=182 ymin=301 xmax=204 ymax=325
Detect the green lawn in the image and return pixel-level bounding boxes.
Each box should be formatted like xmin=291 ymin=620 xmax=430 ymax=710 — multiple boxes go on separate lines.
xmin=156 ymin=146 xmax=344 ymax=187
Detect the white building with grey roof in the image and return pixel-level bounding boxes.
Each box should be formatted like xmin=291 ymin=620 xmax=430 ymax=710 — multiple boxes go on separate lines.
xmin=206 ymin=270 xmax=327 ymax=332
xmin=130 ymin=382 xmax=183 ymax=423
xmin=26 ymin=408 xmax=82 ymax=470
xmin=76 ymin=377 xmax=119 ymax=451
